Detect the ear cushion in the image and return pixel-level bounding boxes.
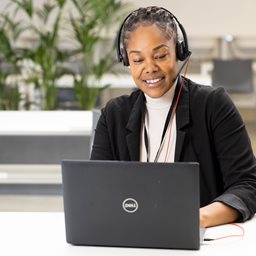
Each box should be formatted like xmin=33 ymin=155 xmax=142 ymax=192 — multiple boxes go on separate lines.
xmin=176 ymin=41 xmax=188 ymax=61
xmin=121 ymin=48 xmax=129 ymax=66
xmin=176 ymin=42 xmax=185 ymax=61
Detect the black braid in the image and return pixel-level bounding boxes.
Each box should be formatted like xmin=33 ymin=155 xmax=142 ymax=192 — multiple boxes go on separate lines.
xmin=122 ymin=6 xmax=177 ymax=49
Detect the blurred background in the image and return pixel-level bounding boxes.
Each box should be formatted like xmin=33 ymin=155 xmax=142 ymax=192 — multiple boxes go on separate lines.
xmin=0 ymin=0 xmax=255 ymax=211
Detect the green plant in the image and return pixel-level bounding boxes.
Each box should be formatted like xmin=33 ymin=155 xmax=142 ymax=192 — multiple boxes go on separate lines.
xmin=0 ymin=0 xmax=131 ymax=110
xmin=10 ymin=0 xmax=70 ymax=110
xmin=68 ymin=0 xmax=130 ymax=110
xmin=0 ymin=12 xmax=23 ymax=109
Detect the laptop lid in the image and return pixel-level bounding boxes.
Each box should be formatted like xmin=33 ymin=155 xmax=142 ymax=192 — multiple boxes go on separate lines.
xmin=61 ymin=160 xmax=200 ymax=250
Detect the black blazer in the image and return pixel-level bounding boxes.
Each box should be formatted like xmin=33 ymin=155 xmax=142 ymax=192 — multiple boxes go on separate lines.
xmin=91 ymin=77 xmax=256 ymax=221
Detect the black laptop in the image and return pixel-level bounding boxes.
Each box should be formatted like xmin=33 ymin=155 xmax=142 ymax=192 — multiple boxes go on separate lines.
xmin=61 ymin=160 xmax=201 ymax=250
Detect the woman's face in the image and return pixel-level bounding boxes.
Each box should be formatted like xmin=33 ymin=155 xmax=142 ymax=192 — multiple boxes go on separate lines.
xmin=126 ymin=24 xmax=178 ymax=98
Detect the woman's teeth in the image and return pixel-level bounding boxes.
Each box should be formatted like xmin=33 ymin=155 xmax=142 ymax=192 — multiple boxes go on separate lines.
xmin=145 ymin=77 xmax=163 ymax=84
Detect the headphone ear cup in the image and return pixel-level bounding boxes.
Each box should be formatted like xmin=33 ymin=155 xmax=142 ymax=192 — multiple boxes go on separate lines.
xmin=176 ymin=41 xmax=190 ymax=62
xmin=176 ymin=41 xmax=186 ymax=61
xmin=121 ymin=48 xmax=129 ymax=66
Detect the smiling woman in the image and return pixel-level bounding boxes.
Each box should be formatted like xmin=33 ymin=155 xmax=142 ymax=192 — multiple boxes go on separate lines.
xmin=90 ymin=6 xmax=256 ymax=228
xmin=127 ymin=25 xmax=178 ymax=98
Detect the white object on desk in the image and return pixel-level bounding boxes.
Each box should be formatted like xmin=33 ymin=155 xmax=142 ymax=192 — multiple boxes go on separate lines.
xmin=0 ymin=212 xmax=255 ymax=256
xmin=0 ymin=164 xmax=61 ymax=184
xmin=0 ymin=111 xmax=92 ymax=135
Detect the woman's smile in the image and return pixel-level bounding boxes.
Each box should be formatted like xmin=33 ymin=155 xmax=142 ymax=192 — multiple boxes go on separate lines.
xmin=126 ymin=24 xmax=178 ymax=98
xmin=142 ymin=76 xmax=165 ymax=88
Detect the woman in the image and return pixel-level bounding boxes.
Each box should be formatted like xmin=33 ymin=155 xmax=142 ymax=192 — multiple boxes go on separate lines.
xmin=90 ymin=6 xmax=256 ymax=227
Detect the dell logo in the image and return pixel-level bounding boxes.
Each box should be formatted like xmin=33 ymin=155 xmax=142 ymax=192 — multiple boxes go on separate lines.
xmin=122 ymin=198 xmax=139 ymax=213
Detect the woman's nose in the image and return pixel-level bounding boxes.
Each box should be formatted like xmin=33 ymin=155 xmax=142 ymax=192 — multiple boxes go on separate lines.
xmin=145 ymin=59 xmax=159 ymax=73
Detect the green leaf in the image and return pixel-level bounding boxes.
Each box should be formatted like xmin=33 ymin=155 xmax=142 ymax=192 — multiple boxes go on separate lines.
xmin=36 ymin=2 xmax=56 ymax=25
xmin=50 ymin=11 xmax=62 ymax=47
xmin=10 ymin=0 xmax=34 ymax=18
xmin=0 ymin=29 xmax=13 ymax=58
xmin=56 ymin=0 xmax=66 ymax=9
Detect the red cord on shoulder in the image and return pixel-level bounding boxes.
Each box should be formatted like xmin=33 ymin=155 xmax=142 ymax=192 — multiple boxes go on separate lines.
xmin=164 ymin=57 xmax=190 ymax=162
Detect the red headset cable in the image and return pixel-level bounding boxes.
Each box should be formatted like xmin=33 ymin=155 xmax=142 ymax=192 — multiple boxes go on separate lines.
xmin=164 ymin=57 xmax=191 ymax=162
xmin=203 ymin=223 xmax=245 ymax=241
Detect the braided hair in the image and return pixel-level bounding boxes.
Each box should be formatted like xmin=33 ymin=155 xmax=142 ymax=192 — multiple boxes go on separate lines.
xmin=122 ymin=6 xmax=178 ymax=49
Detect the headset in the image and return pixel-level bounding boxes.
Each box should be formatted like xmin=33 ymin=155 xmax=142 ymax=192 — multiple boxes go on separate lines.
xmin=116 ymin=7 xmax=191 ymax=67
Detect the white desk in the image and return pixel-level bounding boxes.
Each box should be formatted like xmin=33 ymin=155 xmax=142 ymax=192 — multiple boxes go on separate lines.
xmin=0 ymin=212 xmax=255 ymax=256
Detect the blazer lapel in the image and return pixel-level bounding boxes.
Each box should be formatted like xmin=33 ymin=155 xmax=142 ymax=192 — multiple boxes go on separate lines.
xmin=124 ymin=81 xmax=190 ymax=162
xmin=126 ymin=91 xmax=145 ymax=161
xmin=175 ymin=79 xmax=190 ymax=161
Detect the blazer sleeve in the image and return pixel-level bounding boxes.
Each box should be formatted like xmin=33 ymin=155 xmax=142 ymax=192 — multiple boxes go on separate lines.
xmin=209 ymin=87 xmax=256 ymax=221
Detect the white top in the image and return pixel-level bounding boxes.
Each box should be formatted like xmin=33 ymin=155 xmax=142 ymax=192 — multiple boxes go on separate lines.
xmin=140 ymin=84 xmax=177 ymax=162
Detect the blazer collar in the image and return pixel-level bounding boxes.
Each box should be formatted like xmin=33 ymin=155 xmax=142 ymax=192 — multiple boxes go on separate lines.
xmin=126 ymin=91 xmax=145 ymax=161
xmin=175 ymin=77 xmax=190 ymax=161
xmin=125 ymin=78 xmax=191 ymax=162
xmin=176 ymin=77 xmax=190 ymax=130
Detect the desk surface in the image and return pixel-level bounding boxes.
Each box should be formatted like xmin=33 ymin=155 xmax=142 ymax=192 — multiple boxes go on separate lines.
xmin=0 ymin=212 xmax=255 ymax=256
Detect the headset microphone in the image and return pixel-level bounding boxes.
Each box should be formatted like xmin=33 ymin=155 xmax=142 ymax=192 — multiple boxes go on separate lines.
xmin=172 ymin=51 xmax=191 ymax=83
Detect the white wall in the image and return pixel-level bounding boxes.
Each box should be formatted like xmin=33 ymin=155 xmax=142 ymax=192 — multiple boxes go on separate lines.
xmin=1 ymin=0 xmax=256 ymax=37
xmin=123 ymin=0 xmax=256 ymax=37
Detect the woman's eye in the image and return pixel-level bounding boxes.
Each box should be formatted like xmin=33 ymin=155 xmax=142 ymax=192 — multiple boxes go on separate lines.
xmin=155 ymin=54 xmax=167 ymax=60
xmin=133 ymin=59 xmax=143 ymax=63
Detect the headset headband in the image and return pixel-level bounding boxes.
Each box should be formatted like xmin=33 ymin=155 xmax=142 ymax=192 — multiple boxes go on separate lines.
xmin=116 ymin=7 xmax=191 ymax=66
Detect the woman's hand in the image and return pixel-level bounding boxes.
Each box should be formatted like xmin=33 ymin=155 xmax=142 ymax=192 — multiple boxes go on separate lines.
xmin=200 ymin=201 xmax=240 ymax=228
